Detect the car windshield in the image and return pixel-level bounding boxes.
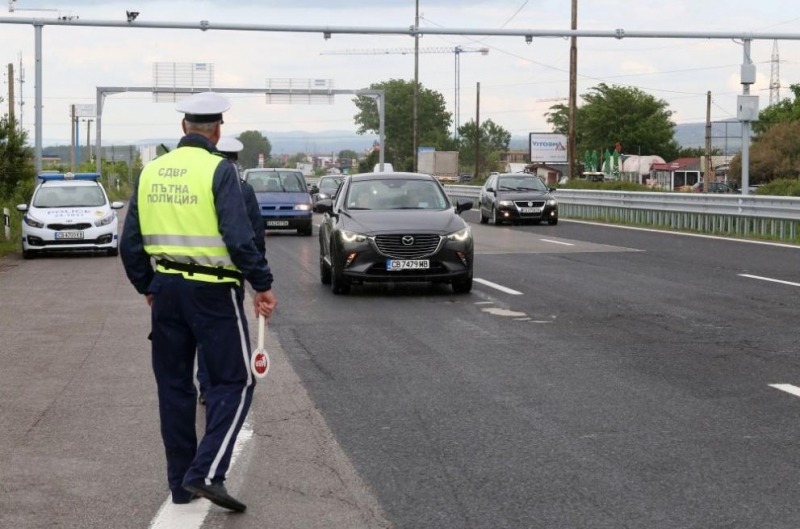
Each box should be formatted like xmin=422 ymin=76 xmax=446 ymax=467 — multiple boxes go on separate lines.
xmin=319 ymin=178 xmax=343 ymax=193
xmin=33 ymin=185 xmax=106 ymax=208
xmin=346 ymin=179 xmax=448 ymax=210
xmin=497 ymin=176 xmax=548 ymax=192
xmin=247 ymin=171 xmax=305 ymax=193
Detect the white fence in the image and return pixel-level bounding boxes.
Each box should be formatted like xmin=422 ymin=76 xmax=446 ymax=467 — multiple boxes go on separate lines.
xmin=443 ymin=185 xmax=800 ymax=242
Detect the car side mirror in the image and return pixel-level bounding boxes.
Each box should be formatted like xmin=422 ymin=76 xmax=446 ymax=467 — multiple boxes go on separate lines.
xmin=111 ymin=201 xmax=124 ymax=210
xmin=549 ymin=187 xmax=556 ymax=192
xmin=486 ymin=187 xmax=494 ymax=193
xmin=309 ymin=185 xmax=319 ymax=194
xmin=316 ymin=199 xmax=333 ymax=214
xmin=456 ymin=200 xmax=473 ymax=214
xmin=16 ymin=204 xmax=28 ymax=212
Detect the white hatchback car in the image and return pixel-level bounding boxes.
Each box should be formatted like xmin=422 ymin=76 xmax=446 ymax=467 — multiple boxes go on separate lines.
xmin=16 ymin=173 xmax=124 ymax=259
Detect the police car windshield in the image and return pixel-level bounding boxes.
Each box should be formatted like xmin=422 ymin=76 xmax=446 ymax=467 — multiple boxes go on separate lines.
xmin=33 ymin=185 xmax=106 ymax=208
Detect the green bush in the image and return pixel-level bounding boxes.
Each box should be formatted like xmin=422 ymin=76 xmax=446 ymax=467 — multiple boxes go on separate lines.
xmin=559 ymin=179 xmax=656 ymax=192
xmin=755 ymin=178 xmax=800 ymax=196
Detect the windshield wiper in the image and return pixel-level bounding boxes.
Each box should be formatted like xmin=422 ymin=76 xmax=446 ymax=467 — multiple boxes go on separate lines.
xmin=498 ymin=186 xmax=516 ymax=191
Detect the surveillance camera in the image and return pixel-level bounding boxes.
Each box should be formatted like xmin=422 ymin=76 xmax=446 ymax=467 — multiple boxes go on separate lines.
xmin=126 ymin=11 xmax=139 ymax=22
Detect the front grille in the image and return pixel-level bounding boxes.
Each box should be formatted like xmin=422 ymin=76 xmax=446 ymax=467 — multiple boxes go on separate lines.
xmin=374 ymin=234 xmax=442 ymax=259
xmin=47 ymin=223 xmax=92 ymax=230
xmin=513 ymin=200 xmax=546 ymax=208
xmin=261 ymin=205 xmax=295 ymax=211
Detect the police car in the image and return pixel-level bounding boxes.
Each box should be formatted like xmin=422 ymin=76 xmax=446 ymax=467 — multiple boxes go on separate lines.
xmin=16 ymin=173 xmax=124 ymax=258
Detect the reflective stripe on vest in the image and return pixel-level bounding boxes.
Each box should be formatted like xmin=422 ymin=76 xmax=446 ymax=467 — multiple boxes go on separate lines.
xmin=138 ymin=146 xmax=240 ymax=283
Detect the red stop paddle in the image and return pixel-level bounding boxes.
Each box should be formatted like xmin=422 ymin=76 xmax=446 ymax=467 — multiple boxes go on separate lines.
xmin=250 ymin=313 xmax=270 ymax=379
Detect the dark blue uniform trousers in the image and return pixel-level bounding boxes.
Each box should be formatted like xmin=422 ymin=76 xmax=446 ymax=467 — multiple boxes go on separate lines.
xmin=149 ymin=273 xmax=255 ymax=500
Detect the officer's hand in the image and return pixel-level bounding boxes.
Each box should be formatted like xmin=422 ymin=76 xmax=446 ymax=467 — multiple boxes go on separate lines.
xmin=146 ymin=294 xmax=153 ymax=307
xmin=254 ymin=290 xmax=278 ymax=320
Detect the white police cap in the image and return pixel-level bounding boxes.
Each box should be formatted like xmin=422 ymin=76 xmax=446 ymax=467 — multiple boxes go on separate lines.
xmin=217 ymin=136 xmax=244 ymax=154
xmin=176 ymin=92 xmax=231 ymax=124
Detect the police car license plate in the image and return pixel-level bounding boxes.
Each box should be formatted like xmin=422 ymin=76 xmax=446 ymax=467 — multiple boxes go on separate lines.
xmin=519 ymin=207 xmax=542 ymax=214
xmin=266 ymin=220 xmax=289 ymax=227
xmin=387 ymin=259 xmax=429 ymax=270
xmin=55 ymin=231 xmax=84 ymax=240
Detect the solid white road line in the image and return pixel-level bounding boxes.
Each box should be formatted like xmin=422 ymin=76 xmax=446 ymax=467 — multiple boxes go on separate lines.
xmin=739 ymin=274 xmax=800 ymax=288
xmin=148 ymin=421 xmax=254 ymax=529
xmin=539 ymin=238 xmax=575 ymax=246
xmin=474 ymin=278 xmax=523 ymax=295
xmin=562 ymin=219 xmax=800 ymax=249
xmin=769 ymin=384 xmax=800 ymax=398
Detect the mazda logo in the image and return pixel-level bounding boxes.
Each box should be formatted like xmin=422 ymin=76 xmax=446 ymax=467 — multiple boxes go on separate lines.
xmin=401 ymin=235 xmax=415 ymax=246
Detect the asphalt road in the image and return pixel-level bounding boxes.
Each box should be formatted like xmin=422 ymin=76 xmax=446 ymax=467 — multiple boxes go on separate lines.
xmin=2 ymin=212 xmax=800 ymax=528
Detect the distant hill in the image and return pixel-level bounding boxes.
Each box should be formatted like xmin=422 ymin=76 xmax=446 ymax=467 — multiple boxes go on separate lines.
xmin=42 ymin=122 xmax=747 ymax=158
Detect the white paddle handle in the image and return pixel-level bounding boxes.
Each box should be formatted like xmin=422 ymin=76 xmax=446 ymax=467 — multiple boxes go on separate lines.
xmin=257 ymin=313 xmax=265 ymax=350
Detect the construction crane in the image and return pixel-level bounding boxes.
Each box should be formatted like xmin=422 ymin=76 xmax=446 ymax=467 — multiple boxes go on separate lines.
xmin=321 ymin=46 xmax=489 ymax=138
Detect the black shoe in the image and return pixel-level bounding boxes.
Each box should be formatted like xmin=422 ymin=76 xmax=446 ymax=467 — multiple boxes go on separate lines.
xmin=172 ymin=491 xmax=200 ymax=504
xmin=183 ymin=482 xmax=246 ymax=512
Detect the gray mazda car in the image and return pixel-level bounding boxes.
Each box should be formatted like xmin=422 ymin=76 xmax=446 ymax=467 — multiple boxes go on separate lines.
xmin=316 ymin=172 xmax=474 ymax=295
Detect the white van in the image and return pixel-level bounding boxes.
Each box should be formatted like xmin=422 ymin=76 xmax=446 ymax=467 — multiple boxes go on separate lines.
xmin=372 ymin=163 xmax=394 ymax=173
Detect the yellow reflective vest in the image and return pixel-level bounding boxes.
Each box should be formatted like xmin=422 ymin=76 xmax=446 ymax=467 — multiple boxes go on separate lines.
xmin=138 ymin=146 xmax=241 ymax=284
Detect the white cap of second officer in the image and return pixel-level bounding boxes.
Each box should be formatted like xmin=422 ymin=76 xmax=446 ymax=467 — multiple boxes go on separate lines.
xmin=175 ymin=92 xmax=231 ymax=124
xmin=216 ymin=137 xmax=243 ymax=154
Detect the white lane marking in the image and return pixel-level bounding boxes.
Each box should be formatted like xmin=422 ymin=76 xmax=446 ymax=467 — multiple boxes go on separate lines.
xmin=148 ymin=421 xmax=254 ymax=529
xmin=539 ymin=238 xmax=575 ymax=246
xmin=482 ymin=307 xmax=527 ymax=317
xmin=770 ymin=384 xmax=800 ymax=398
xmin=474 ymin=278 xmax=523 ymax=295
xmin=473 ymin=301 xmax=495 ymax=305
xmin=739 ymin=274 xmax=800 ymax=287
xmin=562 ymin=219 xmax=800 ymax=249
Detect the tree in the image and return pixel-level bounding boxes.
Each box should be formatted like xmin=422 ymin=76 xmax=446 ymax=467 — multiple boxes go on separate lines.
xmin=677 ymin=146 xmax=722 ymax=157
xmin=754 ymin=83 xmax=800 ymax=135
xmin=457 ymin=119 xmax=511 ymax=175
xmin=353 ymin=79 xmax=452 ymax=171
xmin=338 ymin=149 xmax=359 ymax=162
xmin=0 ymin=104 xmax=34 ymax=199
xmin=729 ymin=120 xmax=800 ymax=185
xmin=237 ymin=130 xmax=271 ymax=170
xmin=546 ymin=83 xmax=680 ymax=162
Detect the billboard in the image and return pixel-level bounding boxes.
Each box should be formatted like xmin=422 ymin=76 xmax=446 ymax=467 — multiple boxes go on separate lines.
xmin=529 ymin=133 xmax=568 ymax=163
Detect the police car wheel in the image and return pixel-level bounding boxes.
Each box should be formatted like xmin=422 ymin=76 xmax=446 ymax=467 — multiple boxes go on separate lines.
xmin=22 ymin=248 xmax=35 ymax=260
xmin=106 ymin=247 xmax=119 ymax=257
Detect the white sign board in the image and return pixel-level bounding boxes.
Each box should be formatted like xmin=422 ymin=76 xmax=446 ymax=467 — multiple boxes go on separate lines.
xmin=529 ymin=133 xmax=568 ymax=163
xmin=74 ymin=104 xmax=96 ymax=118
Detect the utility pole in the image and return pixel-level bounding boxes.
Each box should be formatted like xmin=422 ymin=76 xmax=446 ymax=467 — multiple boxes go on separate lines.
xmin=704 ymin=91 xmax=711 ymax=192
xmin=568 ymin=0 xmax=578 ymax=179
xmin=70 ymin=104 xmax=75 ymax=171
xmin=413 ymin=0 xmax=419 ymax=172
xmin=474 ymin=82 xmax=480 ymax=181
xmin=86 ymin=118 xmax=93 ymax=166
xmin=7 ymin=63 xmax=15 ymax=124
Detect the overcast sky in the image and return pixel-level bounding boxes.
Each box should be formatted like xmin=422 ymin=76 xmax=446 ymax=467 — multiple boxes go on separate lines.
xmin=1 ymin=0 xmax=800 ymax=148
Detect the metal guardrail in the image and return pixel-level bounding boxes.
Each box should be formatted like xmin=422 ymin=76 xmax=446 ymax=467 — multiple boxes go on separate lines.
xmin=443 ymin=185 xmax=800 ymax=242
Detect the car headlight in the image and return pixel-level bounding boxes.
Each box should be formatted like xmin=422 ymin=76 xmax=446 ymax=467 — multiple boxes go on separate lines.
xmin=94 ymin=211 xmax=117 ymax=227
xmin=498 ymin=200 xmax=514 ymax=207
xmin=447 ymin=227 xmax=472 ymax=242
xmin=23 ymin=215 xmax=44 ymax=228
xmin=547 ymin=199 xmax=557 ymax=206
xmin=340 ymin=230 xmax=367 ymax=243
xmin=295 ymin=204 xmax=312 ymax=211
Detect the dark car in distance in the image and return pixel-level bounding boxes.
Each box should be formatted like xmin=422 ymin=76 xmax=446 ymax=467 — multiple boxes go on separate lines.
xmin=479 ymin=173 xmax=559 ymax=226
xmin=310 ymin=175 xmax=344 ymax=212
xmin=316 ymin=172 xmax=474 ymax=295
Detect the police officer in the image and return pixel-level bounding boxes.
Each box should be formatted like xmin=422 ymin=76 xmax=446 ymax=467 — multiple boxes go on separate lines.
xmin=195 ymin=136 xmax=266 ymax=407
xmin=120 ymin=92 xmax=277 ymax=512
xmin=215 ymin=136 xmax=265 ymax=255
